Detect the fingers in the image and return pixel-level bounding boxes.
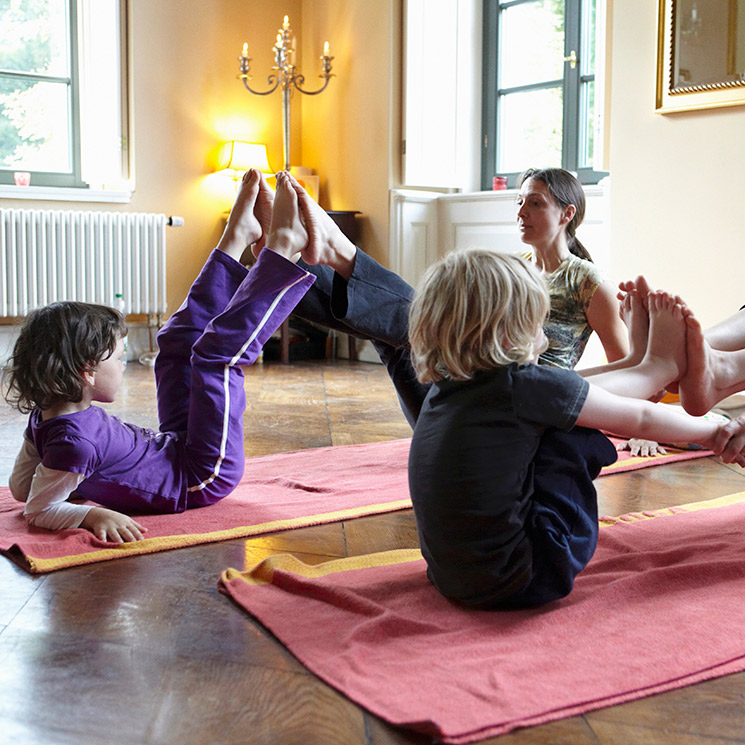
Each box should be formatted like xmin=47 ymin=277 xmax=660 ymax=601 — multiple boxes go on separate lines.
xmin=95 ymin=519 xmax=147 ymax=543
xmin=617 ymin=438 xmax=665 ymax=457
xmin=715 ymin=416 xmax=745 ymax=462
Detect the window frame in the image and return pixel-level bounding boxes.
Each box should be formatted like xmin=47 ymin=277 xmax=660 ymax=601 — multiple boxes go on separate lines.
xmin=481 ymin=0 xmax=608 ymax=188
xmin=0 ymin=0 xmax=86 ymax=188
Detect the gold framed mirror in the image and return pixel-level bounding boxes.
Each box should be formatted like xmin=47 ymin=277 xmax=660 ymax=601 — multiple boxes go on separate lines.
xmin=656 ymin=0 xmax=745 ymax=113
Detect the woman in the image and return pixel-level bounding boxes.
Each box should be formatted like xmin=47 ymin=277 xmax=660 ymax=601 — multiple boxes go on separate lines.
xmin=516 ymin=168 xmax=628 ymax=369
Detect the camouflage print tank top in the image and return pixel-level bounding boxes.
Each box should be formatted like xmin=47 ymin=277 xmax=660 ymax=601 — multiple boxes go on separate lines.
xmin=524 ymin=252 xmax=605 ymax=370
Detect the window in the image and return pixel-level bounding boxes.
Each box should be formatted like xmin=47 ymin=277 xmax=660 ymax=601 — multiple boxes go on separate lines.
xmin=482 ymin=0 xmax=606 ymax=187
xmin=0 ymin=0 xmax=128 ymax=192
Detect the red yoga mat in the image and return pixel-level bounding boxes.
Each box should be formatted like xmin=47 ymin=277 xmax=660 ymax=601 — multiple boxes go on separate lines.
xmin=0 ymin=437 xmax=713 ymax=573
xmin=220 ymin=493 xmax=745 ymax=743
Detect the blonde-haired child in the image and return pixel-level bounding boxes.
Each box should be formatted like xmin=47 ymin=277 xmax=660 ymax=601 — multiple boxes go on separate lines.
xmin=408 ymin=248 xmax=745 ymax=609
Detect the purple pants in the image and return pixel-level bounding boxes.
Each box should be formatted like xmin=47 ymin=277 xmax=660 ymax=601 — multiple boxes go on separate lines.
xmin=154 ymin=249 xmax=314 ymax=507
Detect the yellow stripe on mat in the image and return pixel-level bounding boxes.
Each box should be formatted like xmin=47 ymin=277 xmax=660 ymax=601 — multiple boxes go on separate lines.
xmin=26 ymin=498 xmax=413 ymax=573
xmin=600 ymin=450 xmax=706 ymax=473
xmin=223 ymin=491 xmax=745 ymax=586
xmin=599 ymin=490 xmax=745 ymax=527
xmin=222 ymin=548 xmax=424 ymax=586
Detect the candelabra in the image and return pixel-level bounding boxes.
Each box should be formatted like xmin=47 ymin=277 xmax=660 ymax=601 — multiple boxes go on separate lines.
xmin=238 ymin=16 xmax=334 ymax=171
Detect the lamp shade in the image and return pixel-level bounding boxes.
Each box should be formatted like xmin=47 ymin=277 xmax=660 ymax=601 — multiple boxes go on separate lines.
xmin=216 ymin=141 xmax=271 ymax=173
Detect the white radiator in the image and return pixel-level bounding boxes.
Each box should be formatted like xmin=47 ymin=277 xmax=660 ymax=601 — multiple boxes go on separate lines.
xmin=0 ymin=209 xmax=174 ymax=318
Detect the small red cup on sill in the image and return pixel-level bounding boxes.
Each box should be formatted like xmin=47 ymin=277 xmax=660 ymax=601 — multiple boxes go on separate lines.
xmin=13 ymin=172 xmax=31 ymax=187
xmin=492 ymin=176 xmax=508 ymax=190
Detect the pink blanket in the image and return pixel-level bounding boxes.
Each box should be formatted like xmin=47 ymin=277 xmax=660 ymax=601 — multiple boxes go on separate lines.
xmin=0 ymin=437 xmax=713 ymax=573
xmin=220 ymin=493 xmax=745 ymax=743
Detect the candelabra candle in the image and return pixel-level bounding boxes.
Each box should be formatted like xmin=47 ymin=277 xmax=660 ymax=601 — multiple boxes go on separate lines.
xmin=237 ymin=17 xmax=334 ymax=171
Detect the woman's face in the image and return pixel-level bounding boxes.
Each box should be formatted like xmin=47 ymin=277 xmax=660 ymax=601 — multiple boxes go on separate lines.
xmin=516 ymin=178 xmax=574 ymax=249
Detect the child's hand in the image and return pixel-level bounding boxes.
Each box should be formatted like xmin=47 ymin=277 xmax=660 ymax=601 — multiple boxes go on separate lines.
xmin=81 ymin=507 xmax=148 ymax=543
xmin=711 ymin=415 xmax=745 ymax=466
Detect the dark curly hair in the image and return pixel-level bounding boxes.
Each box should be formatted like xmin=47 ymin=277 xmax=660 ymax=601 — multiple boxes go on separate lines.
xmin=2 ymin=301 xmax=127 ymax=413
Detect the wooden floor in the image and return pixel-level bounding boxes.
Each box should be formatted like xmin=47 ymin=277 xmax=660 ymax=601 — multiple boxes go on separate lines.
xmin=2 ymin=360 xmax=745 ymax=745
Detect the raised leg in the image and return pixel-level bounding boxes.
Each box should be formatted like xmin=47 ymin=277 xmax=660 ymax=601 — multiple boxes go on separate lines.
xmin=583 ymin=291 xmax=687 ymax=400
xmin=678 ymin=311 xmax=745 ymax=416
xmin=288 ymin=173 xmax=430 ymax=425
xmin=154 ymin=169 xmax=265 ymax=432
xmin=182 ymin=173 xmax=315 ymax=506
xmin=496 ymin=427 xmax=617 ymax=608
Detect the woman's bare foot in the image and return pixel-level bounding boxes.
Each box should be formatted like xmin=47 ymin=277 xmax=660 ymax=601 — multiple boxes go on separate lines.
xmin=264 ymin=171 xmax=307 ymax=262
xmin=678 ymin=312 xmax=733 ymax=416
xmin=286 ymin=172 xmax=357 ymax=280
xmin=641 ymin=290 xmax=688 ymax=386
xmin=217 ymin=169 xmax=264 ymax=261
xmin=619 ymin=290 xmax=649 ymax=365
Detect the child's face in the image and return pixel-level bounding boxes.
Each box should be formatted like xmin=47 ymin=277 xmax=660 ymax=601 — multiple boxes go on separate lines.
xmin=89 ymin=336 xmax=126 ymax=403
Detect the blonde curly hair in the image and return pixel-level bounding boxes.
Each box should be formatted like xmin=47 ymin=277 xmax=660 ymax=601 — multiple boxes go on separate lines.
xmin=409 ymin=249 xmax=550 ymax=383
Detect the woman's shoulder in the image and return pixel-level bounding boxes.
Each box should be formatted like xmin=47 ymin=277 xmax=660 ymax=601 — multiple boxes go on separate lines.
xmin=563 ymin=253 xmax=604 ymax=282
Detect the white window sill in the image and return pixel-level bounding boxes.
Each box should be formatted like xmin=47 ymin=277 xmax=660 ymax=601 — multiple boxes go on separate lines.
xmin=0 ymin=184 xmax=132 ymax=204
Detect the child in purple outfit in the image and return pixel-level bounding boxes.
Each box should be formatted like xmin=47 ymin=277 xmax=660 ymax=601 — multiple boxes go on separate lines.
xmin=4 ymin=170 xmax=313 ymax=543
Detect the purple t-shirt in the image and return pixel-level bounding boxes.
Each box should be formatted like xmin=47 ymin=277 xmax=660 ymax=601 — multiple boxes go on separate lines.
xmin=26 ymin=407 xmax=188 ymax=513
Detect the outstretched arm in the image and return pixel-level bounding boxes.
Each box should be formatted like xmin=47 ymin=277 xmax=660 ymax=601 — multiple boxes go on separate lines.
xmin=586 ymin=282 xmax=629 ymax=363
xmin=577 ymin=384 xmax=719 ymax=452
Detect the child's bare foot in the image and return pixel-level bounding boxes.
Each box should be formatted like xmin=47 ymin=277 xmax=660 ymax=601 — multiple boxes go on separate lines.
xmin=217 ymin=169 xmax=264 ymax=261
xmin=286 ymin=172 xmax=357 ymax=280
xmin=618 ymin=275 xmax=654 ymax=309
xmin=642 ymin=290 xmax=688 ymax=386
xmin=619 ymin=290 xmax=649 ymax=365
xmin=251 ymin=171 xmax=276 ymax=259
xmin=264 ymin=171 xmax=307 ymax=262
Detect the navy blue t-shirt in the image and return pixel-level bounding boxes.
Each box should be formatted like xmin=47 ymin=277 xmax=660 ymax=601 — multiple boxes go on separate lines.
xmin=408 ymin=363 xmax=589 ymax=606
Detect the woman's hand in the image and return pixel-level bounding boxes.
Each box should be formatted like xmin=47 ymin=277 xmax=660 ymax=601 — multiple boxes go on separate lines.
xmin=81 ymin=507 xmax=147 ymax=543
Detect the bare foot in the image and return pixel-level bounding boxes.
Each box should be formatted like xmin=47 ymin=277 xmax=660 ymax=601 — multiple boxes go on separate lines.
xmin=618 ymin=275 xmax=654 ymax=309
xmin=264 ymin=171 xmax=307 ymax=262
xmin=678 ymin=313 xmax=723 ymax=416
xmin=286 ymin=172 xmax=357 ymax=280
xmin=642 ymin=290 xmax=688 ymax=387
xmin=251 ymin=171 xmax=276 ymax=259
xmin=619 ymin=290 xmax=649 ymax=365
xmin=217 ymin=169 xmax=264 ymax=261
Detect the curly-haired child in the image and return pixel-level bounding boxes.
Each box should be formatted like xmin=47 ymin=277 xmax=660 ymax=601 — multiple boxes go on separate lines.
xmin=4 ymin=170 xmax=314 ymax=543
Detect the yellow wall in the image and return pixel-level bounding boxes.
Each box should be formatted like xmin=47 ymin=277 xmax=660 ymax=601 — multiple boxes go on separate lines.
xmin=8 ymin=0 xmax=741 ymax=333
xmin=608 ymin=0 xmax=745 ymax=329
xmin=1 ymin=0 xmax=398 ymax=318
xmin=299 ymin=0 xmax=399 ymax=266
